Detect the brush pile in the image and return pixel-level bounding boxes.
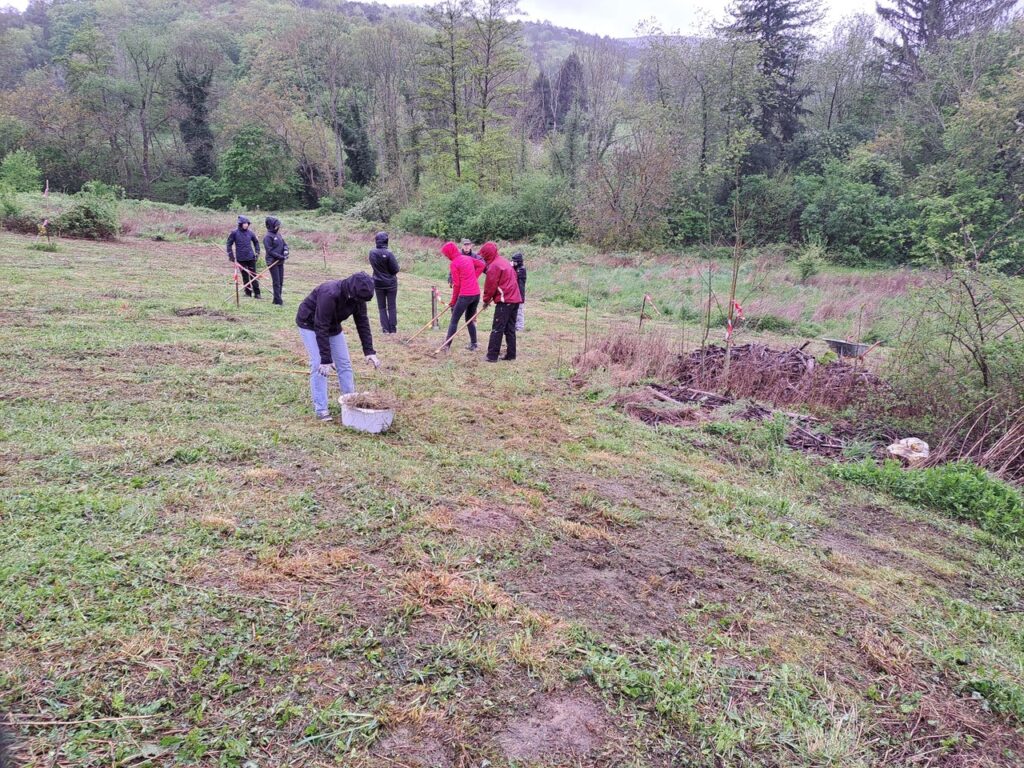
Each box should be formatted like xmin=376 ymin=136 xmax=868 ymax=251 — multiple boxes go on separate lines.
xmin=671 ymin=343 xmax=884 ymax=410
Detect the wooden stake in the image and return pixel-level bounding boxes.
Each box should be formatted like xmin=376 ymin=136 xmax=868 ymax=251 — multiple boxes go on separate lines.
xmin=321 ymin=243 xmax=328 ymax=270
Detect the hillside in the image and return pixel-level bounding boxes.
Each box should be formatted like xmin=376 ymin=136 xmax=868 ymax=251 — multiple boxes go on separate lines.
xmin=2 ymin=205 xmax=1024 ymax=766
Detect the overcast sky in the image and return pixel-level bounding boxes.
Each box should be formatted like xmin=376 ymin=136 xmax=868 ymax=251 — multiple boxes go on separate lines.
xmin=2 ymin=0 xmax=880 ymax=37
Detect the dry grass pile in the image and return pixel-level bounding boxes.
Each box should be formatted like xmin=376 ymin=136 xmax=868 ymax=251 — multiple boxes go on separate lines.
xmin=609 ymin=388 xmax=707 ymax=427
xmin=672 ymin=343 xmax=884 ymax=410
xmin=343 ymin=391 xmax=400 ymax=410
xmin=573 ymin=326 xmax=677 ymax=385
xmin=927 ymin=400 xmax=1024 ymax=483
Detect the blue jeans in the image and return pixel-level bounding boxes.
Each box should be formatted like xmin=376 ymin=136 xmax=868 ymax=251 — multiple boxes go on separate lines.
xmin=299 ymin=328 xmax=355 ymax=415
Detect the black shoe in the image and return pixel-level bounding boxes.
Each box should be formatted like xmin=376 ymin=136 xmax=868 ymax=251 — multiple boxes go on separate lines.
xmin=466 ymin=343 xmax=478 ymax=351
xmin=273 ymin=300 xmax=283 ymax=306
xmin=485 ymin=357 xmax=499 ymax=363
xmin=253 ymin=294 xmax=262 ymax=300
xmin=501 ymin=356 xmax=516 ymax=361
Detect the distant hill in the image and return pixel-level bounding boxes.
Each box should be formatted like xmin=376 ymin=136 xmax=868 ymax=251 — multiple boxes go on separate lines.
xmin=327 ymin=1 xmax=641 ymax=73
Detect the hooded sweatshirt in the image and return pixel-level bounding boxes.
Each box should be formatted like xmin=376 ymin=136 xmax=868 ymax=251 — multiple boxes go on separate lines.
xmin=368 ymin=231 xmax=401 ymax=290
xmin=512 ymin=253 xmax=527 ymax=299
xmin=481 ymin=242 xmax=522 ymax=305
xmin=263 ymin=216 xmax=289 ymax=263
xmin=295 ymin=273 xmax=376 ymax=364
xmin=443 ymin=241 xmax=481 ymax=305
xmin=226 ymin=216 xmax=260 ymax=262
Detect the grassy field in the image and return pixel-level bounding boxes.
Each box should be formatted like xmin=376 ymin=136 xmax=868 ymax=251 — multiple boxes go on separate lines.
xmin=2 ymin=214 xmax=1024 ymax=767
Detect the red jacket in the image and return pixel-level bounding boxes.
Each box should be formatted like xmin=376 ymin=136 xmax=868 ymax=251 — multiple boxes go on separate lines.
xmin=442 ymin=241 xmax=481 ymax=305
xmin=480 ymin=242 xmax=522 ymax=304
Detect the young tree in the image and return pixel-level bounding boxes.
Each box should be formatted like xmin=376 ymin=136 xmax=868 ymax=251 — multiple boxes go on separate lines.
xmin=421 ymin=0 xmax=471 ymax=180
xmin=467 ymin=0 xmax=523 ymax=138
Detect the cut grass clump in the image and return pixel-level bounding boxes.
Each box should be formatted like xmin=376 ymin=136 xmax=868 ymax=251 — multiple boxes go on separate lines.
xmin=833 ymin=459 xmax=1024 ymax=539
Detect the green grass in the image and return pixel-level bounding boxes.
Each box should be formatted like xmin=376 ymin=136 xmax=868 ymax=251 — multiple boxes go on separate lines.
xmin=833 ymin=459 xmax=1024 ymax=539
xmin=1 ymin=222 xmax=1023 ymax=766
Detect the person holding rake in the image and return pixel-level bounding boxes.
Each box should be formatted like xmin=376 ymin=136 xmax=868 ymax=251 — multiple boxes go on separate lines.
xmin=226 ymin=215 xmax=261 ymax=299
xmin=440 ymin=241 xmax=484 ymax=352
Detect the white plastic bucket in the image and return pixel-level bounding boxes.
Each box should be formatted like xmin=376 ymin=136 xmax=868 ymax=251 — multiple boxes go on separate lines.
xmin=339 ymin=393 xmax=394 ymax=434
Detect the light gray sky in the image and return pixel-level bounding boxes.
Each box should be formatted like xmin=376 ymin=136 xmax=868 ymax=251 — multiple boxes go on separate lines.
xmin=2 ymin=0 xmax=879 ymax=37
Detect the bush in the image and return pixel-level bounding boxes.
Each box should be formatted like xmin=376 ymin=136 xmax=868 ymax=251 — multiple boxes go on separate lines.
xmin=794 ymin=237 xmax=825 ymax=283
xmin=187 ymin=175 xmax=231 ymax=210
xmin=346 ymin=189 xmax=398 ymax=223
xmin=56 ymin=183 xmax=121 ymax=239
xmin=397 ymin=176 xmax=574 ymax=242
xmin=0 ymin=148 xmax=42 ymax=192
xmin=798 ymin=158 xmax=912 ymax=264
xmin=832 ymin=459 xmax=1024 ymax=539
xmin=217 ymin=127 xmax=301 ymax=211
xmin=0 ymin=182 xmax=21 ymax=218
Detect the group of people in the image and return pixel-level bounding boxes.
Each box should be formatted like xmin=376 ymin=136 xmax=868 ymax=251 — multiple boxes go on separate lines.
xmin=227 ymin=215 xmax=528 ymax=421
xmin=226 ymin=215 xmax=289 ymax=305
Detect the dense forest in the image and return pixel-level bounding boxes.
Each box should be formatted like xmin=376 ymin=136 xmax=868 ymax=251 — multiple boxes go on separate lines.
xmin=0 ymin=0 xmax=1021 ymax=266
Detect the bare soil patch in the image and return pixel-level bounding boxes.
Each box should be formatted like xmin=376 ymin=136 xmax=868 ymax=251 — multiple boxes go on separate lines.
xmin=371 ymin=725 xmax=453 ymax=768
xmin=497 ymin=689 xmax=613 ymax=761
xmin=173 ymin=306 xmax=237 ymax=321
xmin=452 ymin=506 xmax=521 ymax=535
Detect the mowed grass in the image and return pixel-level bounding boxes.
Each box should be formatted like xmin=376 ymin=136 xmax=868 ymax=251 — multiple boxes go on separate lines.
xmin=2 ymin=225 xmax=1024 ymax=767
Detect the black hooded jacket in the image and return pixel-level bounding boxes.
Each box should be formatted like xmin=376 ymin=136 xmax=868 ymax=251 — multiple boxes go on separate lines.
xmin=226 ymin=216 xmax=259 ymax=262
xmin=368 ymin=231 xmax=400 ymax=290
xmin=512 ymin=254 xmax=527 ymax=300
xmin=296 ymin=273 xmax=376 ymax=364
xmin=263 ymin=217 xmax=289 ymax=263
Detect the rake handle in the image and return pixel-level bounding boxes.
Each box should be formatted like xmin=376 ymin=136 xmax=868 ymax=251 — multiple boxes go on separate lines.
xmin=404 ymin=305 xmax=452 ymax=344
xmin=434 ymin=303 xmax=489 ymax=354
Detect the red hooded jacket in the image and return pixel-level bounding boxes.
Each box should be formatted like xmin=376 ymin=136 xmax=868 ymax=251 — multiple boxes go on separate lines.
xmin=480 ymin=242 xmax=522 ymax=304
xmin=442 ymin=241 xmax=481 ymax=305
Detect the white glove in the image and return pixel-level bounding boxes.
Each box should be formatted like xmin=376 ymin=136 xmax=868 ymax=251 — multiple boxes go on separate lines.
xmin=365 ymin=354 xmax=380 ymax=369
xmin=317 ymin=363 xmax=335 ymax=377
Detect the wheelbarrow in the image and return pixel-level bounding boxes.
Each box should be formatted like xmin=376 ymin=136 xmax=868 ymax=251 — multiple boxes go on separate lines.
xmin=823 ymin=338 xmax=871 ymax=358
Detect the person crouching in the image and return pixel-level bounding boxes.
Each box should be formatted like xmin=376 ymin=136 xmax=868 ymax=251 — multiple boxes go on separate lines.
xmin=295 ymin=273 xmax=381 ymax=422
xmin=479 ymin=242 xmax=522 ymax=362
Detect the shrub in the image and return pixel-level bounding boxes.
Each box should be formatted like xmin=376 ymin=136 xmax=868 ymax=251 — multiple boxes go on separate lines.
xmin=217 ymin=127 xmax=301 ymax=210
xmin=794 ymin=237 xmax=825 ymax=283
xmin=316 ymin=195 xmax=340 ymax=215
xmin=187 ymin=175 xmax=231 ymax=210
xmin=832 ymin=459 xmax=1024 ymax=539
xmin=0 ymin=148 xmax=42 ymax=192
xmin=0 ymin=182 xmax=21 ymax=218
xmin=346 ymin=189 xmax=398 ymax=223
xmin=56 ymin=183 xmax=121 ymax=239
xmin=798 ymin=157 xmax=912 ymax=264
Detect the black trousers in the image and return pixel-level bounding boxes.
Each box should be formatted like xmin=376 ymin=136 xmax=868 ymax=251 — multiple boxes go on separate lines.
xmin=486 ymin=302 xmax=518 ymax=361
xmin=375 ymin=285 xmax=398 ymax=332
xmin=269 ymin=261 xmax=284 ymax=304
xmin=445 ymin=294 xmax=479 ymax=347
xmin=238 ymin=260 xmax=259 ymax=297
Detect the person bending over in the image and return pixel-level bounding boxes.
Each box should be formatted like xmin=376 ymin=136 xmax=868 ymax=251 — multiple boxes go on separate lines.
xmin=295 ymin=273 xmax=381 ymax=422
